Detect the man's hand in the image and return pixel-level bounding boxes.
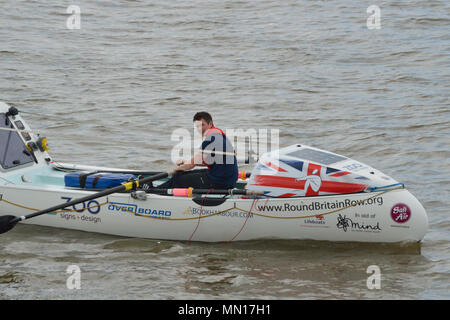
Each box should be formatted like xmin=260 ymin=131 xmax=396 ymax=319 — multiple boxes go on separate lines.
xmin=173 ymin=153 xmax=203 ymax=172
xmin=173 ymin=165 xmax=185 ymax=172
xmin=173 ymin=161 xmax=195 ymax=172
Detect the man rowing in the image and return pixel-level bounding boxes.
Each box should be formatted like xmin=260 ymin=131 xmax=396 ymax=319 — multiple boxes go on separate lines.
xmin=157 ymin=112 xmax=238 ymax=189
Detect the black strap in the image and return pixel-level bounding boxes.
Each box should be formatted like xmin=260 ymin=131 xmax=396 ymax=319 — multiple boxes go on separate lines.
xmin=79 ymin=173 xmax=89 ymax=188
xmin=91 ymin=174 xmax=103 ymax=188
xmin=78 ymin=171 xmax=98 ymax=188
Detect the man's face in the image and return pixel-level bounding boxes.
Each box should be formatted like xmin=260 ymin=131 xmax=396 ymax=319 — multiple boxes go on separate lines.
xmin=194 ymin=119 xmax=212 ymax=136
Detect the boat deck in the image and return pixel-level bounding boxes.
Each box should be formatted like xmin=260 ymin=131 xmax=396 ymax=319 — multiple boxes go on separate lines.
xmin=0 ymin=164 xmax=246 ymax=194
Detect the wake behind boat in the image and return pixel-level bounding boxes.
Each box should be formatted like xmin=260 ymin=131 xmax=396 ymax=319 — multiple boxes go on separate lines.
xmin=0 ymin=102 xmax=428 ymax=243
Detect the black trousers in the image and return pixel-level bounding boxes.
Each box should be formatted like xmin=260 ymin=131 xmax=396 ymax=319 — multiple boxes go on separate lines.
xmin=157 ymin=169 xmax=221 ymax=189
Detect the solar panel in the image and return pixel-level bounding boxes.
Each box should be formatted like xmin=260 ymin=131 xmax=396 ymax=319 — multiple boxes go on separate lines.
xmin=286 ymin=148 xmax=347 ymax=165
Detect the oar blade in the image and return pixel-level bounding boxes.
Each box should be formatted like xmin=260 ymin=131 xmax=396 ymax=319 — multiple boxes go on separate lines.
xmin=0 ymin=215 xmax=20 ymax=234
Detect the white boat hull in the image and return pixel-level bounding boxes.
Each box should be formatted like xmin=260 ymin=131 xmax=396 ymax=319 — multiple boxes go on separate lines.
xmin=0 ymin=184 xmax=427 ymax=243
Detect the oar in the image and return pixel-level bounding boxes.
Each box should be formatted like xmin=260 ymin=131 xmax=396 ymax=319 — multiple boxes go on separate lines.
xmin=0 ymin=171 xmax=173 ymax=235
xmin=145 ymin=188 xmax=264 ymax=197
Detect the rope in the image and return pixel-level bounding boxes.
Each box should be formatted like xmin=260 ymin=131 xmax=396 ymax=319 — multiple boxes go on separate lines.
xmin=0 ymin=127 xmax=34 ymax=133
xmin=188 ymin=188 xmax=213 ymax=243
xmin=0 ymin=186 xmax=402 ymax=221
xmin=224 ymin=197 xmax=257 ymax=243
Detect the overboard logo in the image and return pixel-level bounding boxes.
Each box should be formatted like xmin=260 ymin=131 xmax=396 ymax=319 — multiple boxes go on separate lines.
xmin=108 ymin=202 xmax=172 ymax=218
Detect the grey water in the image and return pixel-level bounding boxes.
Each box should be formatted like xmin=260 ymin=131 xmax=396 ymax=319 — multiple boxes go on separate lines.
xmin=0 ymin=0 xmax=449 ymax=299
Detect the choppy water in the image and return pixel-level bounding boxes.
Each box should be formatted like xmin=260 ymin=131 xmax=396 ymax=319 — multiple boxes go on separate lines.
xmin=0 ymin=0 xmax=449 ymax=300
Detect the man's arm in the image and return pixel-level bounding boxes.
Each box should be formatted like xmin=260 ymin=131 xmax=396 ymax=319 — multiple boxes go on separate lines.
xmin=174 ymin=151 xmax=205 ymax=172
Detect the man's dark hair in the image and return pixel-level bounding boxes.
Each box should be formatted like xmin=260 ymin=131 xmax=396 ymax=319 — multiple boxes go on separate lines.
xmin=193 ymin=112 xmax=213 ymax=124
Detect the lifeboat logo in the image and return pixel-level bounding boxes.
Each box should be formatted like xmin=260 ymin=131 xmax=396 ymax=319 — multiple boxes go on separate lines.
xmin=390 ymin=203 xmax=411 ymax=223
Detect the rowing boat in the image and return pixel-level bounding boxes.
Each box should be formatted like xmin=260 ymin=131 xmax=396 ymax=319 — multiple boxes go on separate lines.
xmin=0 ymin=102 xmax=428 ymax=243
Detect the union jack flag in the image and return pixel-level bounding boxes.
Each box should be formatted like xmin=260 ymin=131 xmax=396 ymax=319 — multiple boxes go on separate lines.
xmin=246 ymin=157 xmax=371 ymax=197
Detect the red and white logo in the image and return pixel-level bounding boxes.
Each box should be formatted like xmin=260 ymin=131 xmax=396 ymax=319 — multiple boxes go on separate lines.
xmin=391 ymin=203 xmax=411 ymax=223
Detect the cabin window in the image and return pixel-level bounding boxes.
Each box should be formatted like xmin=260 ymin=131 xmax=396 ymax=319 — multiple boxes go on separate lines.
xmin=0 ymin=113 xmax=34 ymax=170
xmin=286 ymin=148 xmax=347 ymax=165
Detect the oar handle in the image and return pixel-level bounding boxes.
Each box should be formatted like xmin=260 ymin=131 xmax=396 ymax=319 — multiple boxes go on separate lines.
xmin=238 ymin=171 xmax=251 ymax=180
